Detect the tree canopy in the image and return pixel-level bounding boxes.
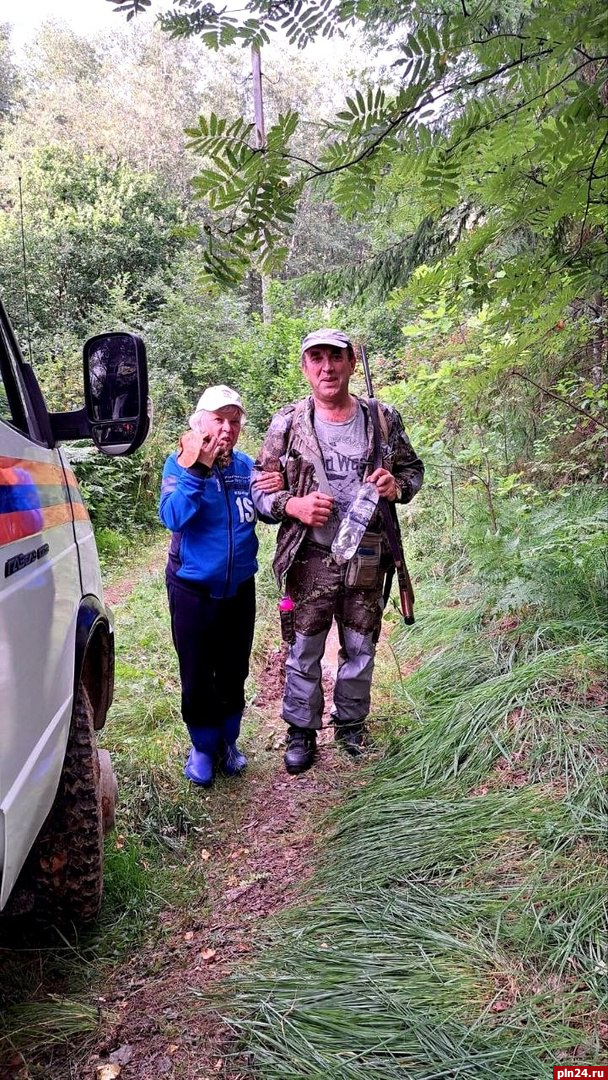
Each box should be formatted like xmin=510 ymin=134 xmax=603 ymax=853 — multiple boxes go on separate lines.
xmin=0 ymin=144 xmax=185 ymax=336
xmin=0 ymin=5 xmax=604 ymax=534
xmin=104 ymin=0 xmax=606 ymax=494
xmin=108 ymin=0 xmax=607 ymax=307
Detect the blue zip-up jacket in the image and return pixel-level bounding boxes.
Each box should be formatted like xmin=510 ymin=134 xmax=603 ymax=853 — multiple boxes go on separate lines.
xmin=159 ymin=450 xmax=258 ymax=598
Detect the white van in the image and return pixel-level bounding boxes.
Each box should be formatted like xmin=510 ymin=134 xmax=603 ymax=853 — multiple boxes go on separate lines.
xmin=0 ymin=298 xmax=149 ymax=924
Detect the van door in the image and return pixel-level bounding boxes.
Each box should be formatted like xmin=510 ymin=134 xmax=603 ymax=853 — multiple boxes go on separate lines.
xmin=0 ymin=311 xmax=84 ymax=909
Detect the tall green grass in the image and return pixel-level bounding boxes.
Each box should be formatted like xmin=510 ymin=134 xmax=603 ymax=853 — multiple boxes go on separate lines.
xmin=221 ymin=489 xmax=608 ymax=1078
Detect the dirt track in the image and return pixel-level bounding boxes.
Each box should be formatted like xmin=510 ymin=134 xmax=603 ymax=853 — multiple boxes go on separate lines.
xmin=0 ymin=542 xmax=391 ymax=1080
xmin=81 ymin=608 xmax=356 ymax=1080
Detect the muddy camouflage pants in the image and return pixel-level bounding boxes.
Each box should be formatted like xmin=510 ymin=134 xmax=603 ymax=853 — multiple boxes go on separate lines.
xmin=283 ymin=541 xmax=385 ymax=731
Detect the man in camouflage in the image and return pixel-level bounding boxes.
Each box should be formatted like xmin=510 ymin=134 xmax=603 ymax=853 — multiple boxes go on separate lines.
xmin=252 ymin=329 xmax=424 ymax=774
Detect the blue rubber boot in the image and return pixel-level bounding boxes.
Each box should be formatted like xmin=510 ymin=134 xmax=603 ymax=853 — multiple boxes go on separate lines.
xmin=218 ymin=713 xmax=248 ymax=776
xmin=184 ymin=727 xmax=220 ymax=787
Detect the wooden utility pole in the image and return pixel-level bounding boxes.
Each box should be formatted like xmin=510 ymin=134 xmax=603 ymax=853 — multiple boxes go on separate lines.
xmin=252 ymin=44 xmax=265 ymax=150
xmin=251 ymin=44 xmax=271 ymax=322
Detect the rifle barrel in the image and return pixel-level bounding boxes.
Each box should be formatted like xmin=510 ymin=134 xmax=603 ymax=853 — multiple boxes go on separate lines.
xmin=359 ymin=344 xmax=374 ymax=399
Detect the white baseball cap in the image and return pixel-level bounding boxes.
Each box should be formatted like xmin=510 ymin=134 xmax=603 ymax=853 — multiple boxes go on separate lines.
xmin=189 ymin=385 xmax=245 ymax=429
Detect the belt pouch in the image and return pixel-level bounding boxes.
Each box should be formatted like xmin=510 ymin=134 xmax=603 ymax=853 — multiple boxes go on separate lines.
xmin=344 ymin=531 xmax=383 ymax=589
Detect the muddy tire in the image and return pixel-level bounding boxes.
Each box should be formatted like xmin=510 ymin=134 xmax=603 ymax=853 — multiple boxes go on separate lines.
xmin=20 ymin=681 xmax=104 ymax=925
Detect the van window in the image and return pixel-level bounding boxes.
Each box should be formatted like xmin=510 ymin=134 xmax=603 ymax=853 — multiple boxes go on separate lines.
xmin=0 ymin=305 xmax=30 ymax=435
xmin=0 ymin=372 xmax=10 ymax=424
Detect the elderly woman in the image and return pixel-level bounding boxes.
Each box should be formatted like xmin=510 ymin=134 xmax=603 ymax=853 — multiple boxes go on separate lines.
xmin=159 ymin=385 xmax=279 ymax=787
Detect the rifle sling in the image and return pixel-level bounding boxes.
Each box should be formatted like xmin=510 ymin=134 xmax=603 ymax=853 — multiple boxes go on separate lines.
xmin=367 ymin=398 xmax=415 ymax=622
xmin=367 ymin=398 xmax=406 ymax=570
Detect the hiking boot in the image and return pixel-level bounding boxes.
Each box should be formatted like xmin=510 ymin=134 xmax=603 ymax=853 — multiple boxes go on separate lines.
xmin=334 ymin=720 xmax=367 ymax=758
xmin=284 ymin=726 xmax=317 ymax=774
xmin=184 ymin=747 xmax=215 ymax=787
xmin=219 ymin=742 xmax=248 ymax=776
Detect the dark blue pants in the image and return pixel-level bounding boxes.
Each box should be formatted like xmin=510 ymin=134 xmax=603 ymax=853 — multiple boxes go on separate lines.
xmin=166 ymin=571 xmax=256 ymax=737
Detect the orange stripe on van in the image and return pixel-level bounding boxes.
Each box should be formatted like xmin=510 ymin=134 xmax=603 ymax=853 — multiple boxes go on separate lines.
xmin=41 ymin=504 xmax=76 ymax=529
xmin=0 ymin=458 xmax=65 ymax=487
xmin=0 ymin=455 xmax=89 ymax=546
xmin=63 ymin=466 xmax=79 ymax=488
xmin=0 ymin=456 xmax=82 ymax=494
xmin=0 ymin=502 xmax=90 ymax=546
xmin=0 ymin=510 xmax=42 ymax=545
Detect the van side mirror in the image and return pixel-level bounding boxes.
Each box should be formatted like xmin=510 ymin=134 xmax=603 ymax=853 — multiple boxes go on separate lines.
xmin=83 ymin=333 xmax=150 ymax=456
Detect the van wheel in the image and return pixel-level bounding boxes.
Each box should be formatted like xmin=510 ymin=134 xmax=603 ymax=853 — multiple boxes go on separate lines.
xmin=24 ymin=682 xmax=104 ymax=925
xmin=98 ymin=749 xmax=118 ymax=833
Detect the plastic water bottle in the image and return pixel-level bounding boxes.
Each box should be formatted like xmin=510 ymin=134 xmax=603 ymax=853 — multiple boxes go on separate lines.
xmin=331 ymin=483 xmax=380 ymax=564
xmin=278 ymin=595 xmax=296 ymax=644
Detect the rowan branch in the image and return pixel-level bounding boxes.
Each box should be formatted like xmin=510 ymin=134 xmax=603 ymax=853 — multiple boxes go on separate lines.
xmin=445 ymin=59 xmax=594 ymax=158
xmin=297 ymin=46 xmax=556 ymax=182
xmin=579 ymin=129 xmax=608 ymax=242
xmin=510 ymin=370 xmax=608 ymax=431
xmin=553 ymin=127 xmax=608 ymax=270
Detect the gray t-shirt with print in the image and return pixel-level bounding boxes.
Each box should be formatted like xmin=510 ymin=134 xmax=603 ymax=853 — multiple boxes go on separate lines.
xmin=311 ymin=403 xmax=367 ymax=547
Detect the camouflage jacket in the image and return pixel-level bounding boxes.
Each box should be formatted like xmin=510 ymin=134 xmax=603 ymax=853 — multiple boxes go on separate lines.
xmin=251 ymin=395 xmax=424 ymax=587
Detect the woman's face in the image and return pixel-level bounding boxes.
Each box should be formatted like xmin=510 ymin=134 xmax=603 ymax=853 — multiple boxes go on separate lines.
xmin=200 ymin=405 xmax=243 ymax=453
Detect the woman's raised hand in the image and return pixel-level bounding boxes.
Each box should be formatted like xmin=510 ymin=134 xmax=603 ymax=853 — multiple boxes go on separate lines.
xmin=177 ymin=430 xmax=221 ymax=469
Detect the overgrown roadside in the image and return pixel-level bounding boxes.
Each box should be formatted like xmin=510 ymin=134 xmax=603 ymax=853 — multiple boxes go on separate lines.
xmin=217 ymin=488 xmax=608 ymax=1080
xmin=3 ymin=487 xmax=605 ymax=1080
xmin=79 ymin=642 xmax=362 ymax=1080
xmin=0 ymin=529 xmax=379 ymax=1080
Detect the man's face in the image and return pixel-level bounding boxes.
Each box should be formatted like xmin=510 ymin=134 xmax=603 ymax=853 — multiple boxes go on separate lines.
xmin=301 ymin=344 xmax=355 ymax=404
xmin=200 ymin=405 xmax=242 ymax=453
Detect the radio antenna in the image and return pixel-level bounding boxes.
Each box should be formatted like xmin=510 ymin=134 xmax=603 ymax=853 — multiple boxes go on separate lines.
xmin=18 ymin=175 xmax=34 ymax=365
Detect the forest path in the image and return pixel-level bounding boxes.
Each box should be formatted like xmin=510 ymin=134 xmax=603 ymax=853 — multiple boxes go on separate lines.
xmin=84 ymin=557 xmax=366 ymax=1080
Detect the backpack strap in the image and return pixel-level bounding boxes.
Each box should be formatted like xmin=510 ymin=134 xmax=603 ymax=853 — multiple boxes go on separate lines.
xmin=285 ymin=398 xmax=308 ymax=455
xmin=377 ymin=403 xmax=389 ymax=445
xmin=366 ymin=398 xmax=389 ymax=472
